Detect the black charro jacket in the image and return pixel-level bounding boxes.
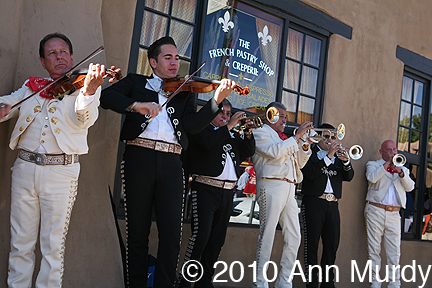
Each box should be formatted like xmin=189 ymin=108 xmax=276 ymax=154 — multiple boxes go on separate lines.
xmin=188 ymin=124 xmax=255 ymax=179
xmin=301 ymin=145 xmax=354 ymax=199
xmin=100 ymin=73 xmax=222 ymax=149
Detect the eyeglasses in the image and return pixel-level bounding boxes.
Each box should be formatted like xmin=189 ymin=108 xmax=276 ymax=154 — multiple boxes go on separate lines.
xmin=323 ymin=134 xmax=337 ymax=140
xmin=219 ymin=111 xmax=232 ymax=117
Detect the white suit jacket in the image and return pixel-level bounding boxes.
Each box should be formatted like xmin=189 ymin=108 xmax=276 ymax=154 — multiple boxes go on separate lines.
xmin=365 ymin=158 xmax=415 ymax=208
xmin=0 ymin=80 xmax=100 ymax=155
xmin=252 ymin=124 xmax=311 ymax=183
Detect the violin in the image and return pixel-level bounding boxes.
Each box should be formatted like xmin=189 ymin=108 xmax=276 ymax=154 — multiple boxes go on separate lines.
xmin=51 ymin=66 xmax=122 ymax=99
xmin=162 ymin=76 xmax=250 ymax=96
xmin=4 ymin=46 xmax=119 ymax=116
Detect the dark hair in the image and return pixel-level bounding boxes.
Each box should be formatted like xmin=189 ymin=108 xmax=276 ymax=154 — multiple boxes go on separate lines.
xmin=266 ymin=102 xmax=286 ymax=113
xmin=39 ymin=33 xmax=73 ymax=58
xmin=221 ymin=99 xmax=232 ymax=110
xmin=147 ymin=36 xmax=176 ymax=64
xmin=318 ymin=123 xmax=335 ymax=129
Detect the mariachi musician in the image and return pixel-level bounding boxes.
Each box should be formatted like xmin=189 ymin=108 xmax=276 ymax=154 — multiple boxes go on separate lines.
xmin=178 ymin=98 xmax=255 ymax=287
xmin=99 ymin=36 xmax=235 ymax=287
xmin=300 ymin=123 xmax=354 ymax=288
xmin=0 ymin=33 xmax=107 ymax=287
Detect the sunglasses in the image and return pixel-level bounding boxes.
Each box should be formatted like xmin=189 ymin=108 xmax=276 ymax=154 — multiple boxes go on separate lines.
xmin=323 ymin=134 xmax=337 ymax=140
xmin=219 ymin=111 xmax=232 ymax=117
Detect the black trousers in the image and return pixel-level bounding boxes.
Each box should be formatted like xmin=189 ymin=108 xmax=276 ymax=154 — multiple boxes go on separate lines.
xmin=301 ymin=196 xmax=340 ymax=288
xmin=123 ymin=145 xmax=184 ymax=288
xmin=179 ymin=181 xmax=234 ymax=288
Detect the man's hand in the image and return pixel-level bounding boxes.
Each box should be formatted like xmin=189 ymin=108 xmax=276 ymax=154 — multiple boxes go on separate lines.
xmin=227 ymin=111 xmax=246 ymax=130
xmin=213 ymin=79 xmax=236 ymax=104
xmin=0 ymin=103 xmax=11 ymax=120
xmin=129 ymin=102 xmax=161 ymax=117
xmin=294 ymin=121 xmax=313 ymax=140
xmin=82 ymin=63 xmax=106 ymax=96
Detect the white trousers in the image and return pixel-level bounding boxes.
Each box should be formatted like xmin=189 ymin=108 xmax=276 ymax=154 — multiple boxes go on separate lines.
xmin=253 ymin=179 xmax=301 ymax=288
xmin=364 ymin=202 xmax=401 ymax=288
xmin=8 ymin=157 xmax=80 ymax=288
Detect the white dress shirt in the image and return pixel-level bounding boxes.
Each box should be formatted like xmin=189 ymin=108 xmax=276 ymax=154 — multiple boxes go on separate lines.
xmin=138 ymin=73 xmax=178 ymax=144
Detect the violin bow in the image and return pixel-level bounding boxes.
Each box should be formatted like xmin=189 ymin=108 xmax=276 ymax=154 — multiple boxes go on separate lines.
xmin=140 ymin=61 xmax=206 ymax=129
xmin=162 ymin=61 xmax=206 ymax=108
xmin=5 ymin=46 xmax=105 ymax=116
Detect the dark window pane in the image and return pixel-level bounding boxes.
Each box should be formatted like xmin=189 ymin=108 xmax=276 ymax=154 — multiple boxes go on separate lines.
xmin=411 ymin=130 xmax=421 ymax=148
xmin=140 ymin=12 xmax=168 ymax=47
xmin=412 ymin=105 xmax=422 ymax=130
xmin=413 ymin=81 xmax=424 ymax=106
xmin=399 ymin=101 xmax=411 ymax=127
xmin=398 ymin=127 xmax=409 ymax=148
xmin=304 ymin=35 xmax=321 ymax=67
xmin=169 ymin=20 xmax=194 ymax=58
xmin=282 ymin=91 xmax=298 ymax=122
xmin=298 ymin=96 xmax=314 ymax=123
xmin=286 ymin=29 xmax=303 ymax=61
xmin=284 ymin=60 xmax=300 ymax=91
xmin=401 ymin=76 xmax=413 ymax=101
xmin=146 ymin=0 xmax=170 ymax=13
xmin=172 ymin=0 xmax=196 ymax=22
xmin=300 ymin=66 xmax=318 ymax=97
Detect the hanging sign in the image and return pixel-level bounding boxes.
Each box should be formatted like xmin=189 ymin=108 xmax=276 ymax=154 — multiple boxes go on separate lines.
xmin=199 ymin=2 xmax=283 ymax=110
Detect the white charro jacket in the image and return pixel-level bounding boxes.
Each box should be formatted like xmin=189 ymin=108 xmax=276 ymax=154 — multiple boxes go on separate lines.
xmin=0 ymin=80 xmax=100 ymax=155
xmin=252 ymin=124 xmax=311 ymax=184
xmin=365 ymin=158 xmax=415 ymax=208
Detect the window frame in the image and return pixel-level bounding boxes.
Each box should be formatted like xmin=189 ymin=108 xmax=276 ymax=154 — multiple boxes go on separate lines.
xmin=396 ymin=46 xmax=432 ymax=240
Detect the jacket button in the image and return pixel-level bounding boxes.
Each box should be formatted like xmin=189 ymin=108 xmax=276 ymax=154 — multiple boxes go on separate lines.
xmin=34 ymin=106 xmax=41 ymax=113
xmin=51 ymin=117 xmax=58 ymax=124
xmin=26 ymin=116 xmax=32 ymax=122
xmin=49 ymin=107 xmax=56 ymax=113
xmin=19 ymin=126 xmax=24 ymax=131
xmin=54 ymin=128 xmax=61 ymax=134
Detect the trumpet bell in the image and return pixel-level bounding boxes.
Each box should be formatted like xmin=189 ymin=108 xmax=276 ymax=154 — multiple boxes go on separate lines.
xmin=266 ymin=106 xmax=279 ymax=124
xmin=349 ymin=144 xmax=363 ymax=160
xmin=393 ymin=154 xmax=406 ymax=167
xmin=336 ymin=123 xmax=345 ymax=141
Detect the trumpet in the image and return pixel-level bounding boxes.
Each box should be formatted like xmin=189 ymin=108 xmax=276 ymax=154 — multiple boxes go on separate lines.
xmin=335 ymin=144 xmax=363 ymax=160
xmin=392 ymin=154 xmax=406 ymax=167
xmin=235 ymin=107 xmax=280 ymax=131
xmin=292 ymin=123 xmax=346 ymax=143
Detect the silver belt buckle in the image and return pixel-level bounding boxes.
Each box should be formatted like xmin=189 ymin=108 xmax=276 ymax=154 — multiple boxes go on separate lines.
xmin=325 ymin=194 xmax=336 ymax=201
xmin=154 ymin=141 xmax=169 ymax=153
xmin=32 ymin=153 xmax=46 ymax=166
xmin=223 ymin=182 xmax=234 ymax=190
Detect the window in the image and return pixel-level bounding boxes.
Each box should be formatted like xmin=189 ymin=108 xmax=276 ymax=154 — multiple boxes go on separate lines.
xmin=282 ymin=26 xmax=327 ymax=124
xmin=133 ymin=0 xmax=200 ymax=76
xmin=395 ymin=45 xmax=432 ymax=240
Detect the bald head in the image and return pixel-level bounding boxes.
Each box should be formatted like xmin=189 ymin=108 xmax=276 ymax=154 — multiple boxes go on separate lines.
xmin=380 ymin=140 xmax=397 ymax=162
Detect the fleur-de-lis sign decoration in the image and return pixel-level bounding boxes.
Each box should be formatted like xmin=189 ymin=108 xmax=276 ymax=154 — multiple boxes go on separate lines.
xmin=258 ymin=25 xmax=272 ymax=46
xmin=218 ymin=11 xmax=234 ymax=33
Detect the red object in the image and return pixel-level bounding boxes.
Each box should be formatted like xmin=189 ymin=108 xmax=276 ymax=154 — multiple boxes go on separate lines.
xmin=244 ymin=167 xmax=256 ymax=195
xmin=26 ymin=77 xmax=54 ymax=99
xmin=386 ymin=165 xmax=398 ymax=174
xmin=278 ymin=132 xmax=288 ymax=140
